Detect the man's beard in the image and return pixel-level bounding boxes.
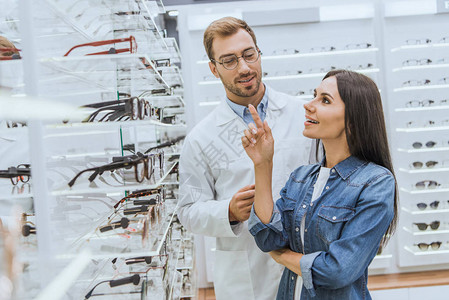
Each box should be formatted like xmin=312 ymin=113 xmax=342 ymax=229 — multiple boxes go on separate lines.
xmin=220 ymin=72 xmax=261 ymax=98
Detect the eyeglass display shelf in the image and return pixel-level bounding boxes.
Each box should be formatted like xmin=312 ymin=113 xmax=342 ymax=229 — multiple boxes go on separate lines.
xmin=45 ymin=119 xmax=186 ymax=133
xmin=402 ymin=226 xmax=449 ymax=236
xmin=33 ymin=249 xmax=91 ymax=300
xmin=168 ymin=237 xmax=184 ymax=300
xmin=391 ymin=42 xmax=449 ymax=53
xmin=44 ymin=0 xmax=166 ymax=43
xmin=393 ymin=83 xmax=449 ymax=92
xmin=400 ymin=187 xmax=449 ymax=194
xmin=198 ymin=68 xmax=379 ymax=85
xmin=40 ymin=54 xmax=172 ymax=90
xmin=196 ymin=47 xmax=379 ymax=64
xmin=395 ymin=106 xmax=449 ymax=112
xmin=396 ymin=125 xmax=449 ymax=133
xmin=51 ymin=160 xmax=178 ymax=197
xmin=401 ymin=206 xmax=449 ymax=215
xmin=397 ymin=146 xmax=449 ymax=154
xmin=392 ymin=63 xmax=449 ymax=72
xmin=398 ymin=167 xmax=449 ymax=174
xmin=403 ymin=246 xmax=449 ymax=256
xmin=0 ymin=188 xmax=33 ymax=202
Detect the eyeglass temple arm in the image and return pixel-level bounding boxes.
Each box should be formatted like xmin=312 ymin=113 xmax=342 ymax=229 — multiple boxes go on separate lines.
xmin=81 ymin=99 xmax=128 ymax=109
xmin=64 ymin=36 xmax=134 ymax=57
xmin=68 ymin=166 xmax=100 ymax=187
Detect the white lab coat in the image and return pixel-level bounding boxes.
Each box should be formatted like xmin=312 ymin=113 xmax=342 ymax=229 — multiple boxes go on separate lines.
xmin=178 ymin=86 xmax=312 ymax=300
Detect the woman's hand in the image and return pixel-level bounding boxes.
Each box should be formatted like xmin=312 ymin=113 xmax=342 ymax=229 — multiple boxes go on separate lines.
xmin=269 ymin=248 xmax=303 ymax=276
xmin=241 ymin=104 xmax=274 ymax=166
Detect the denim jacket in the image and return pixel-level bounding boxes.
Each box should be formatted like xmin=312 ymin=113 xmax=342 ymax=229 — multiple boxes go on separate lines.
xmin=248 ymin=156 xmax=395 ymax=300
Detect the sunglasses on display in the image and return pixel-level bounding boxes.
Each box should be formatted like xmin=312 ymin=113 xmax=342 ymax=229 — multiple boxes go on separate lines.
xmin=415 ymin=180 xmax=440 ymax=189
xmin=0 ymin=164 xmax=31 ymax=185
xmin=412 ymin=141 xmax=436 ymax=149
xmin=413 ymin=221 xmax=440 ymax=231
xmin=210 ymin=47 xmax=261 ymax=70
xmin=410 ymin=161 xmax=438 ymax=169
xmin=63 ymin=36 xmax=137 ymax=56
xmin=113 ymin=187 xmax=165 ymax=210
xmin=416 ymin=201 xmax=439 ymax=210
xmin=414 ymin=241 xmax=442 ymax=251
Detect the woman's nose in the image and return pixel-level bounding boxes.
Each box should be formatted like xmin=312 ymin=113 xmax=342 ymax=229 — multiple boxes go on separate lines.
xmin=304 ymin=100 xmax=314 ymax=112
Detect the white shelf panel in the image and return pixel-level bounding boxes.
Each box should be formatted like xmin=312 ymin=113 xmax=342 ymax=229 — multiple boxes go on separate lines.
xmin=396 ymin=125 xmax=449 ymax=133
xmin=402 ymin=226 xmax=449 ymax=236
xmin=400 ymin=187 xmax=449 ymax=194
xmin=393 ymin=84 xmax=449 ymax=92
xmin=401 ymin=207 xmax=449 ymax=215
xmin=395 ymin=106 xmax=449 ymax=112
xmin=392 ymin=63 xmax=449 ymax=72
xmin=398 ymin=167 xmax=449 ymax=174
xmin=403 ymin=246 xmax=449 ymax=256
xmin=391 ymin=42 xmax=449 ymax=53
xmin=397 ymin=146 xmax=449 ymax=154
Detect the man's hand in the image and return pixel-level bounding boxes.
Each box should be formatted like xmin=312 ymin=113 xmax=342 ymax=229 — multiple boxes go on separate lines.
xmin=229 ymin=184 xmax=255 ymax=222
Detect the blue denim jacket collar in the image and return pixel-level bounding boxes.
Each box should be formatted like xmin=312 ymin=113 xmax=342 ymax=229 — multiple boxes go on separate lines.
xmin=314 ymin=155 xmax=368 ymax=180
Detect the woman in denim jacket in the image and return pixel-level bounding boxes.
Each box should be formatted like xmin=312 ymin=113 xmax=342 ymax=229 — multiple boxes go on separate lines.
xmin=241 ymin=70 xmax=398 ymax=300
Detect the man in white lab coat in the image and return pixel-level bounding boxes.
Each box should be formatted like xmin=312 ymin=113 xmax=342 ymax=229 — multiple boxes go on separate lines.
xmin=178 ymin=17 xmax=311 ymax=300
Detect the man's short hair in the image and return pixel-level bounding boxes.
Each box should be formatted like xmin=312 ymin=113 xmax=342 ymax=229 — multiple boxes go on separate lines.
xmin=203 ymin=16 xmax=257 ymax=62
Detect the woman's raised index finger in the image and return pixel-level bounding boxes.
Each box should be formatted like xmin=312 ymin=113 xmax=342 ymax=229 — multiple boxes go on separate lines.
xmin=248 ymin=104 xmax=264 ymax=129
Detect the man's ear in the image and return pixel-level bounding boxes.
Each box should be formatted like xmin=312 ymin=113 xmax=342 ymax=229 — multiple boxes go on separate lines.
xmin=208 ymin=61 xmax=220 ymax=78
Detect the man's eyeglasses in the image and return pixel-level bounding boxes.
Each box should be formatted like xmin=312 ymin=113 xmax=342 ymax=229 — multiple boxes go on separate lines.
xmin=210 ymin=47 xmax=261 ymax=70
xmin=0 ymin=164 xmax=31 ymax=185
xmin=413 ymin=221 xmax=440 ymax=231
xmin=414 ymin=241 xmax=442 ymax=251
xmin=63 ymin=36 xmax=137 ymax=57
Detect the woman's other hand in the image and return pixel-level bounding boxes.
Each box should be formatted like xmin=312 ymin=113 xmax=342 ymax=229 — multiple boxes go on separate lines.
xmin=241 ymin=104 xmax=274 ymax=166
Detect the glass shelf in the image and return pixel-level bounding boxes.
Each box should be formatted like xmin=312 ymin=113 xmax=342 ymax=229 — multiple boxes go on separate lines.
xmin=196 ymin=47 xmax=379 ymax=64
xmin=51 ymin=160 xmax=178 ymax=197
